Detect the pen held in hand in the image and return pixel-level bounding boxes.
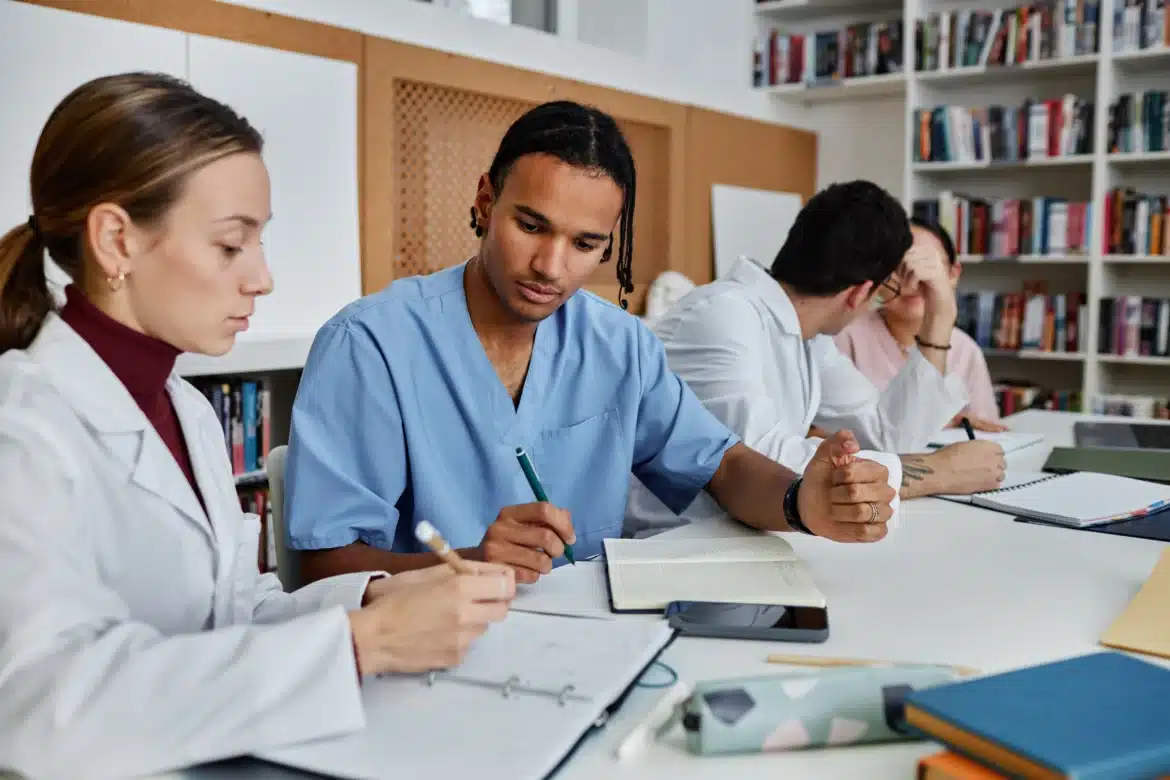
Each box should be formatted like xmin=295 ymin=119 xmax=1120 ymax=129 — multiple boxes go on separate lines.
xmin=514 ymin=446 xmax=576 ymax=565
xmin=415 ymin=520 xmax=476 ymax=575
xmin=961 ymin=416 xmax=977 ymax=441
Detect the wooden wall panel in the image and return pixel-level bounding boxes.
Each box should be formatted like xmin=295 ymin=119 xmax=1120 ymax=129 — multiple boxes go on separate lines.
xmin=683 ymin=108 xmax=818 ymax=286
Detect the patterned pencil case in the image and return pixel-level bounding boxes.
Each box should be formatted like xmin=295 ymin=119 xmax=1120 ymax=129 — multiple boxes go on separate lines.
xmin=678 ymin=664 xmax=963 ymax=756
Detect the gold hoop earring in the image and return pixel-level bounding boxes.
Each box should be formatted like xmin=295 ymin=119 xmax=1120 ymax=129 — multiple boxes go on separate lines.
xmin=106 ymin=271 xmax=126 ymax=292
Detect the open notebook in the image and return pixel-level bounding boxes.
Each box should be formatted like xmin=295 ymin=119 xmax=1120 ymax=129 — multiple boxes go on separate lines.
xmin=938 ymin=471 xmax=1170 ymax=528
xmin=602 ymin=535 xmax=825 ymax=613
xmin=255 ymin=611 xmax=674 ymax=780
xmin=928 ymin=429 xmax=1045 ymax=453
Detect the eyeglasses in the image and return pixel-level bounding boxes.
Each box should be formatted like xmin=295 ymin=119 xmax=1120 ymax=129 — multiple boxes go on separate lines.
xmin=874 ymin=276 xmax=902 ymax=306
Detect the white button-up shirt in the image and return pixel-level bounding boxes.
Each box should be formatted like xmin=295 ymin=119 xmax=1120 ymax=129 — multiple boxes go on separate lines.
xmin=626 ymin=256 xmax=967 ymax=536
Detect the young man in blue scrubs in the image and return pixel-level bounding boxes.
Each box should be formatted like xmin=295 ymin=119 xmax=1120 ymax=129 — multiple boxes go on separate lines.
xmin=284 ymin=101 xmax=898 ymax=586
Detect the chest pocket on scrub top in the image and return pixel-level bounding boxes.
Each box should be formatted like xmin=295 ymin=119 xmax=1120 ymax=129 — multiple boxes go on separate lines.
xmin=532 ymin=408 xmax=624 ymax=545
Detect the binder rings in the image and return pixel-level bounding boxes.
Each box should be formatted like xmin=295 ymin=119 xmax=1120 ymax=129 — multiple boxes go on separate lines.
xmin=254 ymin=611 xmax=676 ymax=780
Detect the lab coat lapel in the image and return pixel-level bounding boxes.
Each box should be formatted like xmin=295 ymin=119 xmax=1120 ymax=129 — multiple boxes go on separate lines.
xmin=169 ymin=377 xmax=237 ymax=548
xmin=28 ymin=315 xmax=215 ymax=546
xmin=126 ymin=430 xmax=213 ymax=543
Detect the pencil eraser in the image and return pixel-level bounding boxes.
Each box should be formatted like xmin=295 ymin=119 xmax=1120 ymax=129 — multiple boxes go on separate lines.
xmin=415 ymin=521 xmax=437 ymax=543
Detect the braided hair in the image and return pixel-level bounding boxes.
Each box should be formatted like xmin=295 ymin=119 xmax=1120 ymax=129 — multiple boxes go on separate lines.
xmin=480 ymin=100 xmax=637 ymax=310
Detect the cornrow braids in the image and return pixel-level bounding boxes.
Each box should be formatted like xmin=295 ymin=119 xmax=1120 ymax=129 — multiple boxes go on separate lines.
xmin=485 ymin=100 xmax=637 ymax=310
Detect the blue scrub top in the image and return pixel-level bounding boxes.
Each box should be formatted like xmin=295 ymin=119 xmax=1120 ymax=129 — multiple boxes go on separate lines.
xmin=284 ymin=262 xmax=739 ymax=562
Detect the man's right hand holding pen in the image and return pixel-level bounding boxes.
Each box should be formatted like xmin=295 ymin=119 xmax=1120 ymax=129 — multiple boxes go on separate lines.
xmin=471 ymin=502 xmax=577 ymax=585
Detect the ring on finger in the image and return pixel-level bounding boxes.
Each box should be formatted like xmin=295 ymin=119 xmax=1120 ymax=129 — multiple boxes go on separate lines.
xmin=868 ymin=501 xmax=880 ymax=524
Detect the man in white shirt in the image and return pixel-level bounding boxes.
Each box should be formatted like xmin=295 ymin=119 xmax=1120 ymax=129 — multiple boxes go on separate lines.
xmin=627 ymin=180 xmax=1005 ymax=537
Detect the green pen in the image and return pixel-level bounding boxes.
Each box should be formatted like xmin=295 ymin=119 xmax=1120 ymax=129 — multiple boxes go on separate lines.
xmin=514 ymin=446 xmax=576 ymax=564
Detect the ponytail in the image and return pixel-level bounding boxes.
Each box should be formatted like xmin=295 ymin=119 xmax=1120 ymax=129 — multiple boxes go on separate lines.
xmin=0 ymin=220 xmax=52 ymax=354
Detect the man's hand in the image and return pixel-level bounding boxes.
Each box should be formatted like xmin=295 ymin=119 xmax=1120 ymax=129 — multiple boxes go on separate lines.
xmin=797 ymin=430 xmax=896 ymax=543
xmin=929 ymin=441 xmax=1005 ymax=494
xmin=899 ymin=441 xmax=1005 ymax=498
xmin=473 ymin=503 xmax=576 ymax=584
xmin=948 ymin=413 xmax=1008 ymax=433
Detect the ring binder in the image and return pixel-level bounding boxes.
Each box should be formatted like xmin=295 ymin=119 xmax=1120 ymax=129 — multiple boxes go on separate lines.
xmin=502 ymin=674 xmax=520 ymax=699
xmin=975 ymin=473 xmax=1061 ymax=495
xmin=425 ymin=671 xmax=437 ymax=687
xmin=557 ymin=684 xmax=576 ymax=707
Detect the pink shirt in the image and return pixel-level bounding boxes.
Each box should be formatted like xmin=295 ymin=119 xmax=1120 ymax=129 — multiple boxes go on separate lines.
xmin=834 ymin=310 xmax=1000 ymax=421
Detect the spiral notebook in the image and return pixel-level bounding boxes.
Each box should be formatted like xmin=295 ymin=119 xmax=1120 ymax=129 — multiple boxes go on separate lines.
xmin=938 ymin=471 xmax=1170 ymax=528
xmin=255 ymin=611 xmax=675 ymax=780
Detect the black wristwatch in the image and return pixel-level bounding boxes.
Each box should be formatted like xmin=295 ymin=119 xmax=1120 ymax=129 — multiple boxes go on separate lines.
xmin=783 ymin=477 xmax=815 ymax=535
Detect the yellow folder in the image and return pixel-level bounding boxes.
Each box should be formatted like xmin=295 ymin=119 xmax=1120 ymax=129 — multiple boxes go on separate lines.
xmin=1101 ymin=549 xmax=1170 ymax=660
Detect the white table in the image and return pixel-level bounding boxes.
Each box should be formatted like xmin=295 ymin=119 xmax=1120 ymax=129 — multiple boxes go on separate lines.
xmin=178 ymin=410 xmax=1169 ymax=780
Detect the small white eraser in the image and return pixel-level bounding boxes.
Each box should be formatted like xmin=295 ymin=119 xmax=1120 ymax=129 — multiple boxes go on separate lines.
xmin=415 ymin=521 xmax=437 ymax=543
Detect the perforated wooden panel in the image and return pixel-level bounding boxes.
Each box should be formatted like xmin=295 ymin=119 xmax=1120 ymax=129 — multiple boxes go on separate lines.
xmin=394 ymin=80 xmax=535 ymax=278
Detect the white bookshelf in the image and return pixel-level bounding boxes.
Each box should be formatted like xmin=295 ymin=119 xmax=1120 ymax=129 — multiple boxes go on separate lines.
xmin=753 ymin=0 xmax=1170 ymax=416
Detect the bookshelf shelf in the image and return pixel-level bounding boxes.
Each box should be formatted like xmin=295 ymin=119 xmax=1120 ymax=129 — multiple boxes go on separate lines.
xmin=984 ymin=349 xmax=1087 ymax=361
xmin=1098 ymin=355 xmax=1170 ymax=367
xmin=235 ymin=469 xmax=268 ymax=487
xmin=1108 ymin=151 xmax=1170 ymax=165
xmin=764 ymin=73 xmax=905 ymax=103
xmin=753 ymin=0 xmax=902 ymax=21
xmin=1112 ymin=46 xmax=1170 ymax=68
xmin=915 ymin=54 xmax=1099 ymax=86
xmin=176 ymin=335 xmax=313 ymax=377
xmin=1102 ymin=255 xmax=1170 ymax=264
xmin=960 ymin=254 xmax=1090 ymax=264
xmin=912 ymin=154 xmax=1094 ymax=173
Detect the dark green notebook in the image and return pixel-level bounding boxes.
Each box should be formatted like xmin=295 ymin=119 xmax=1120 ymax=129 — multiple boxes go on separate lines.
xmin=1043 ymin=446 xmax=1170 ymax=485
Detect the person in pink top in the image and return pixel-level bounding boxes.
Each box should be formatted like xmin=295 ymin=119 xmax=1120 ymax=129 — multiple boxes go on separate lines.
xmin=834 ymin=217 xmax=1007 ymax=432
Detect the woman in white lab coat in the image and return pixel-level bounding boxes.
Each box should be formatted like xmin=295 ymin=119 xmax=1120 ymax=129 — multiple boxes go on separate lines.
xmin=0 ymin=72 xmax=515 ymax=780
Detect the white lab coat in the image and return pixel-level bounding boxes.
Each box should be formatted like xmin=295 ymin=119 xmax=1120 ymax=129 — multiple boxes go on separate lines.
xmin=0 ymin=314 xmax=382 ymax=780
xmin=625 ymin=256 xmax=964 ymax=537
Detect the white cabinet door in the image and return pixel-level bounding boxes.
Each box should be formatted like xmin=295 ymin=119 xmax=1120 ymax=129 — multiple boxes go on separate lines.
xmin=186 ymin=35 xmax=362 ymax=346
xmin=0 ymin=0 xmax=186 ymax=293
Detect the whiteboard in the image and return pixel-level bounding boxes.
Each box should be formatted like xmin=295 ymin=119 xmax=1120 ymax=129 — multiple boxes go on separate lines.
xmin=711 ymin=184 xmax=802 ymax=279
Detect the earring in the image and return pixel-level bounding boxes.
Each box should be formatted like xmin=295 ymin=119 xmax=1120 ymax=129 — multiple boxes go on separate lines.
xmin=106 ymin=270 xmax=126 ymax=292
xmin=469 ymin=206 xmax=484 ymax=238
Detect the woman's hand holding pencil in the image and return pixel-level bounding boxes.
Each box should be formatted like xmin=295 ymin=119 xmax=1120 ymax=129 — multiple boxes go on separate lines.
xmin=347 ymin=522 xmax=514 ymax=676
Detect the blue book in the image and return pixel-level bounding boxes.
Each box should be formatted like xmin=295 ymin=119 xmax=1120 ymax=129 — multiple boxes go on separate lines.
xmin=904 ymin=652 xmax=1170 ymax=779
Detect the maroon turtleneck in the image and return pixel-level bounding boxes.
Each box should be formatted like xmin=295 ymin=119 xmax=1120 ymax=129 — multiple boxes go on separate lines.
xmin=60 ymin=285 xmax=206 ymax=512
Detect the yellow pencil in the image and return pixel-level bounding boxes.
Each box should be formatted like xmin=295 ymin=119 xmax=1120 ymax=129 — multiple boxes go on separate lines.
xmin=766 ymin=653 xmax=980 ymax=677
xmin=415 ymin=520 xmax=475 ymax=575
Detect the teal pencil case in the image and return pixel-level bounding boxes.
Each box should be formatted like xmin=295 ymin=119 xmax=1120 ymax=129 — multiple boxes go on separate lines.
xmin=679 ymin=664 xmax=964 ymax=756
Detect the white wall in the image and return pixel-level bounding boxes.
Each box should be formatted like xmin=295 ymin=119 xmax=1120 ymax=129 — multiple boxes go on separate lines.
xmin=811 ymin=100 xmax=906 ymax=202
xmin=215 ymin=0 xmax=813 ymax=129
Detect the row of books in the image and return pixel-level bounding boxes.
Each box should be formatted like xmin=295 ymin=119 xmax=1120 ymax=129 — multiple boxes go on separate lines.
xmin=1091 ymin=392 xmax=1170 ymax=418
xmin=1113 ymin=0 xmax=1169 ymax=52
xmin=958 ymin=287 xmax=1087 ymax=353
xmin=914 ymin=194 xmax=1091 ymax=257
xmin=912 ymin=96 xmax=1095 ymax=164
xmin=994 ymin=381 xmax=1083 ymax=416
xmin=193 ymin=378 xmax=273 ymax=477
xmin=1099 ymin=295 xmax=1170 ymax=357
xmin=1108 ymin=91 xmax=1170 ymax=155
xmin=1104 ymin=187 xmax=1170 ymax=255
xmin=240 ymin=486 xmax=278 ymax=574
xmin=914 ymin=2 xmax=1101 ymax=72
xmin=751 ymin=21 xmax=903 ymax=88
